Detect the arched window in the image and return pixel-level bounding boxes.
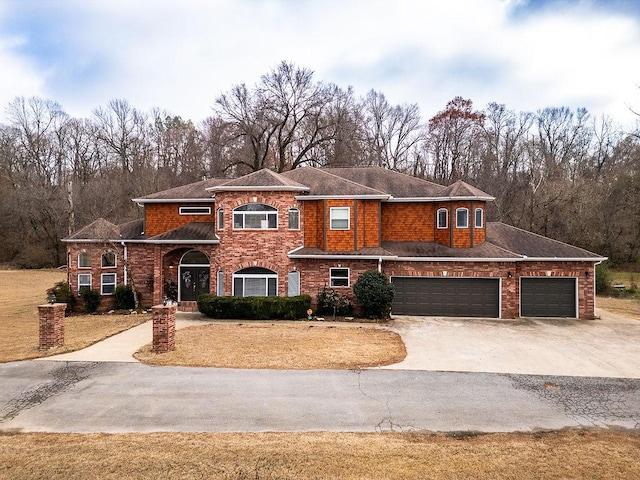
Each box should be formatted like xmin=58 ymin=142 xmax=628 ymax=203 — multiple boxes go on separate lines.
xmin=101 ymin=251 xmax=116 ymax=268
xmin=233 ymin=267 xmax=278 ymax=297
xmin=475 ymin=208 xmax=483 ymax=228
xmin=456 ymin=208 xmax=469 ymax=228
xmin=180 ymin=250 xmax=209 ymax=265
xmin=436 ymin=208 xmax=448 ymax=229
xmin=233 ymin=203 xmax=278 ymax=230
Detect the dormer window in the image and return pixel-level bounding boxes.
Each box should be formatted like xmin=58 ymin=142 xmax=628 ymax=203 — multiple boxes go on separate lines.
xmin=233 ymin=203 xmax=278 ymax=230
xmin=456 ymin=208 xmax=469 ymax=228
xmin=475 ymin=208 xmax=483 ymax=228
xmin=436 ymin=208 xmax=448 ymax=229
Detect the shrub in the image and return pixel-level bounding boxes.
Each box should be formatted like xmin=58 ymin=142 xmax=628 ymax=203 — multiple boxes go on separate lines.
xmin=353 ymin=270 xmax=395 ymax=319
xmin=114 ymin=285 xmax=136 ymax=310
xmin=46 ymin=281 xmax=77 ymax=311
xmin=80 ymin=289 xmax=101 ymax=313
xmin=197 ymin=294 xmax=311 ymax=320
xmin=316 ymin=287 xmax=353 ymax=317
xmin=595 ymin=262 xmax=612 ymax=294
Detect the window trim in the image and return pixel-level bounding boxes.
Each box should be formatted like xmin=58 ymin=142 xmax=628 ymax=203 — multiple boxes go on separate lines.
xmin=217 ymin=208 xmax=224 ymax=230
xmin=78 ymin=273 xmax=91 ymax=293
xmin=101 ymin=252 xmax=117 ymax=269
xmin=101 ymin=273 xmax=117 ymax=296
xmin=232 ymin=272 xmax=278 ymax=297
xmin=475 ymin=207 xmax=483 ymax=228
xmin=217 ymin=270 xmax=224 ymax=296
xmin=288 ymin=270 xmax=300 ymax=297
xmin=288 ymin=208 xmax=300 ymax=230
xmin=179 ymin=206 xmax=211 ymax=215
xmin=456 ymin=208 xmax=469 ymax=229
xmin=232 ymin=203 xmax=278 ymax=230
xmin=329 ymin=267 xmax=350 ymax=288
xmin=436 ymin=208 xmax=448 ymax=229
xmin=330 ymin=207 xmax=350 ymax=230
xmin=78 ymin=252 xmax=91 ymax=269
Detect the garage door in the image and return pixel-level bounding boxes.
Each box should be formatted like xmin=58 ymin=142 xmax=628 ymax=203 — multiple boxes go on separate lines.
xmin=391 ymin=277 xmax=500 ymax=317
xmin=520 ymin=278 xmax=576 ymax=317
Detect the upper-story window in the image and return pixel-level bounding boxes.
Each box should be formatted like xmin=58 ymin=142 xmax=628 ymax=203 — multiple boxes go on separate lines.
xmin=456 ymin=208 xmax=469 ymax=228
xmin=233 ymin=203 xmax=278 ymax=230
xmin=436 ymin=208 xmax=448 ymax=229
xmin=101 ymin=252 xmax=116 ymax=268
xmin=78 ymin=252 xmax=91 ymax=269
xmin=217 ymin=208 xmax=224 ymax=230
xmin=475 ymin=208 xmax=483 ymax=228
xmin=288 ymin=208 xmax=300 ymax=230
xmin=330 ymin=207 xmax=350 ymax=230
xmin=179 ymin=206 xmax=211 ymax=215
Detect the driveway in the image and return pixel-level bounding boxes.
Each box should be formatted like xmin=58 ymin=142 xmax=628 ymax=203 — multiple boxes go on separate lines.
xmin=384 ymin=309 xmax=640 ymax=378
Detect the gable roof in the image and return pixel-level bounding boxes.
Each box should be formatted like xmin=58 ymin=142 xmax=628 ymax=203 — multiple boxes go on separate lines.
xmin=207 ymin=169 xmax=309 ymax=192
xmin=133 ymin=178 xmax=225 ymax=203
xmin=64 ymin=218 xmax=121 ymax=241
xmin=281 ymin=167 xmax=390 ymax=198
xmin=321 ymin=166 xmax=443 ymax=198
xmin=486 ymin=222 xmax=604 ymax=260
xmin=436 ymin=180 xmax=494 ymax=201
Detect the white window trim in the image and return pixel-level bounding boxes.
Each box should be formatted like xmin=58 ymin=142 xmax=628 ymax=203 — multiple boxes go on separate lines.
xmin=101 ymin=273 xmax=117 ymax=295
xmin=475 ymin=208 xmax=483 ymax=228
xmin=329 ymin=267 xmax=350 ymax=288
xmin=330 ymin=207 xmax=350 ymax=230
xmin=78 ymin=273 xmax=91 ymax=293
xmin=101 ymin=252 xmax=117 ymax=269
xmin=456 ymin=208 xmax=469 ymax=228
xmin=436 ymin=208 xmax=448 ymax=229
xmin=217 ymin=208 xmax=224 ymax=230
xmin=217 ymin=270 xmax=224 ymax=296
xmin=288 ymin=270 xmax=300 ymax=297
xmin=179 ymin=206 xmax=211 ymax=215
xmin=232 ymin=273 xmax=278 ymax=297
xmin=232 ymin=204 xmax=279 ymax=230
xmin=288 ymin=208 xmax=300 ymax=230
xmin=78 ymin=252 xmax=91 ymax=269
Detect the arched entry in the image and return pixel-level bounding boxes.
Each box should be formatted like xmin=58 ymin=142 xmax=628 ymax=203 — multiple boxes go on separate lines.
xmin=179 ymin=250 xmax=210 ymax=301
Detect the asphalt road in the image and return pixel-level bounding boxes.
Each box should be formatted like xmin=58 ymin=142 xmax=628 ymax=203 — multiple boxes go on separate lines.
xmin=1 ymin=360 xmax=638 ymax=433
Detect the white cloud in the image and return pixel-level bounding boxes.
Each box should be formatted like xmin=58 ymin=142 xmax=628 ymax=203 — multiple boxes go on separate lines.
xmin=0 ymin=0 xmax=639 ymax=126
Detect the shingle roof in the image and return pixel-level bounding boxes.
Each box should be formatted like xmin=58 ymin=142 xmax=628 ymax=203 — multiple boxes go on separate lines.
xmin=208 ymin=169 xmax=309 ymax=191
xmin=322 ymin=166 xmax=443 ymax=198
xmin=382 ymin=241 xmax=520 ymax=259
xmin=281 ymin=167 xmax=390 ymax=197
xmin=133 ymin=178 xmax=225 ymax=202
xmin=147 ymin=222 xmax=218 ymax=243
xmin=486 ymin=222 xmax=603 ymax=259
xmin=436 ymin=180 xmax=494 ymax=200
xmin=64 ymin=218 xmax=121 ymax=241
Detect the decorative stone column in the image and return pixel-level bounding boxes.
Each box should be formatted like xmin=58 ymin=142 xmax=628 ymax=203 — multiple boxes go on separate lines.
xmin=152 ymin=304 xmax=177 ymax=353
xmin=38 ymin=303 xmax=66 ymax=350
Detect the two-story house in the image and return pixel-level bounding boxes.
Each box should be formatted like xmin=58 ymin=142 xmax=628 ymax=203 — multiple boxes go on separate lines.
xmin=64 ymin=167 xmax=605 ymax=319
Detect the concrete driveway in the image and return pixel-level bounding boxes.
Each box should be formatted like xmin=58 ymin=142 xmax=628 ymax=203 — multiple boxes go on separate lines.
xmin=384 ymin=309 xmax=640 ymax=378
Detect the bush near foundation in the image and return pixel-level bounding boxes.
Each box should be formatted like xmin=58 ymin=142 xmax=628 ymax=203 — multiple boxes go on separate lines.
xmin=114 ymin=285 xmax=136 ymax=310
xmin=197 ymin=294 xmax=311 ymax=320
xmin=80 ymin=289 xmax=101 ymax=313
xmin=353 ymin=270 xmax=394 ymax=319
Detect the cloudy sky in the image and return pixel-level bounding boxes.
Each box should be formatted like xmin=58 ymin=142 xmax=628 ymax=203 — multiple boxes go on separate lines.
xmin=1 ymin=0 xmax=639 ymax=127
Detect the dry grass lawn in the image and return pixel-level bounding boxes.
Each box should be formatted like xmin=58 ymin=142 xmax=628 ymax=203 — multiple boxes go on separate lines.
xmin=597 ymin=295 xmax=640 ymax=318
xmin=136 ymin=322 xmax=407 ymax=369
xmin=0 ymin=430 xmax=638 ymax=479
xmin=0 ymin=269 xmax=149 ymax=363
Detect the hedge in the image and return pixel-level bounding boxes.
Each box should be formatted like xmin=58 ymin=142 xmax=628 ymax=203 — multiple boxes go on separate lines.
xmin=197 ymin=294 xmax=312 ymax=320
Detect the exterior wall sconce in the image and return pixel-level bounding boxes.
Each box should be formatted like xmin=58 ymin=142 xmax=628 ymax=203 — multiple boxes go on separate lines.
xmin=546 ymin=271 xmax=552 ymax=277
xmin=585 ymin=271 xmax=590 ymax=278
xmin=507 ymin=271 xmax=512 ymax=278
xmin=442 ymin=271 xmax=448 ymax=277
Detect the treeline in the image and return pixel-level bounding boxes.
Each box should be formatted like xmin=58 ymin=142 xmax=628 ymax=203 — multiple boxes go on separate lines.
xmin=1 ymin=61 xmax=639 ymax=268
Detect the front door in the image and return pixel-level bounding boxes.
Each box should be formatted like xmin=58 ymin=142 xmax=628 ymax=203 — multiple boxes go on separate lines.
xmin=180 ymin=267 xmax=210 ymax=301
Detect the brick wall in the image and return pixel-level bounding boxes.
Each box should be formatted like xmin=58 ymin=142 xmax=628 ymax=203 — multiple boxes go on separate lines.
xmin=145 ymin=203 xmax=215 ymax=236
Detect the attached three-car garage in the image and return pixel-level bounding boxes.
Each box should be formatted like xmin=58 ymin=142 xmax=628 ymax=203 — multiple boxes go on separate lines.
xmin=391 ymin=277 xmax=500 ymax=318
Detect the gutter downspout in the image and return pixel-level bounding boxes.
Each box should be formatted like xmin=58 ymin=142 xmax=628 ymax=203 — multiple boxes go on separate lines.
xmin=378 ymin=257 xmax=382 ymax=273
xmin=121 ymin=241 xmax=128 ymax=286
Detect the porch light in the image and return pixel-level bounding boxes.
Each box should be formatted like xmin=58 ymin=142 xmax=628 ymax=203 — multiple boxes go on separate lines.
xmin=585 ymin=271 xmax=590 ymax=278
xmin=507 ymin=271 xmax=512 ymax=278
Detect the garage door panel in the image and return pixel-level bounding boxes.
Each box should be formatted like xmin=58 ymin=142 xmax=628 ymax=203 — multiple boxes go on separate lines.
xmin=391 ymin=277 xmax=500 ymax=318
xmin=521 ymin=278 xmax=576 ymax=317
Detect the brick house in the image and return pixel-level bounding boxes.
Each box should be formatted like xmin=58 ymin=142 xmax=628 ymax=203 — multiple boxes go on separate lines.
xmin=63 ymin=167 xmax=605 ymax=318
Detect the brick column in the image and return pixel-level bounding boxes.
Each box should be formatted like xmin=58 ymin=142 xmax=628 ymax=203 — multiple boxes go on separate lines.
xmin=38 ymin=303 xmax=66 ymax=350
xmin=152 ymin=304 xmax=176 ymax=353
